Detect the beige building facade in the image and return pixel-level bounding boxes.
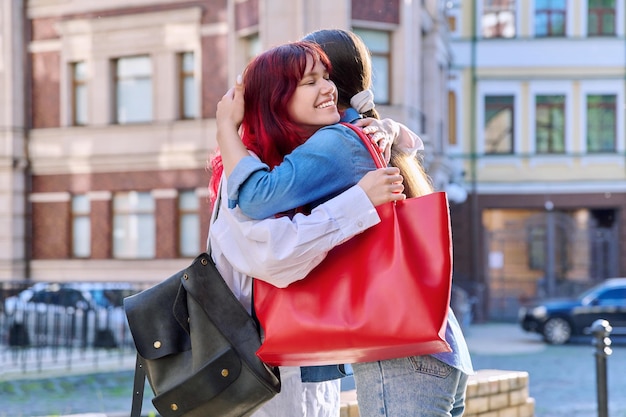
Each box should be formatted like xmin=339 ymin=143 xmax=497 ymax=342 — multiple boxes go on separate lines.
xmin=1 ymin=1 xmax=462 ymax=291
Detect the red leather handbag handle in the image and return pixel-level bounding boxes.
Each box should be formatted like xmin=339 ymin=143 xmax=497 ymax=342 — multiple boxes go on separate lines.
xmin=340 ymin=122 xmax=386 ymax=169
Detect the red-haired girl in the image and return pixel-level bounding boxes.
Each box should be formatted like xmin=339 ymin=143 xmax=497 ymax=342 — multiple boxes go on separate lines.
xmin=208 ymin=41 xmax=406 ymax=417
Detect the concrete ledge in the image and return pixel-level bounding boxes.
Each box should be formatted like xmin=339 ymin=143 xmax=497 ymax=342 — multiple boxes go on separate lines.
xmin=340 ymin=369 xmax=535 ymax=417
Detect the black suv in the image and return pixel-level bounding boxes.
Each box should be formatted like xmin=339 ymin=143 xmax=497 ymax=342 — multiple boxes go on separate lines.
xmin=519 ymin=278 xmax=626 ymax=344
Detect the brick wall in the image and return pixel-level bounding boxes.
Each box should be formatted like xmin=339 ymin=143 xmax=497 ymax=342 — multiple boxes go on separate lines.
xmin=351 ymin=0 xmax=400 ymax=24
xmin=31 ymin=169 xmax=209 ymax=260
xmin=464 ymin=369 xmax=534 ymax=417
xmin=340 ymin=369 xmax=535 ymax=417
xmin=32 ymin=201 xmax=71 ymax=258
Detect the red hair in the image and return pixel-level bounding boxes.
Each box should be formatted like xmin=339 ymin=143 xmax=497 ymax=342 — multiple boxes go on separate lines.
xmin=209 ymin=42 xmax=332 ymax=205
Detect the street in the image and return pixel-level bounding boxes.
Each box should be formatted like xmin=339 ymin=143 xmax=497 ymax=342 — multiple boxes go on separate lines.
xmin=2 ymin=322 xmax=626 ymax=417
xmin=465 ymin=322 xmax=626 ymax=417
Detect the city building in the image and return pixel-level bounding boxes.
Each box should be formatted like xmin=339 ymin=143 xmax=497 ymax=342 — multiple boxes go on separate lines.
xmin=0 ymin=1 xmax=463 ymax=290
xmin=448 ymin=0 xmax=626 ymax=320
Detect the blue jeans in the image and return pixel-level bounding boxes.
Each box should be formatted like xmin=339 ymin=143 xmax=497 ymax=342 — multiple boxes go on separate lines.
xmin=353 ymin=355 xmax=469 ymax=417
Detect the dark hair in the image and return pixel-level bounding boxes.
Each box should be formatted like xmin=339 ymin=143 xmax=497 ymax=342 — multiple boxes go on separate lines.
xmin=304 ymin=29 xmax=433 ymax=198
xmin=302 ymin=29 xmax=380 ymax=119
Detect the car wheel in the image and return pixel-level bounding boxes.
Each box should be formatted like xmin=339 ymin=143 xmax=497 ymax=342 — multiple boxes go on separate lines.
xmin=542 ymin=317 xmax=571 ymax=344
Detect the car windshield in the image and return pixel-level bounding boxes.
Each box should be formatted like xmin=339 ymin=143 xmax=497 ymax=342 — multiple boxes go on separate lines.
xmin=88 ymin=288 xmax=135 ymax=308
xmin=578 ymin=283 xmax=604 ymax=305
xmin=578 ymin=280 xmax=626 ymax=305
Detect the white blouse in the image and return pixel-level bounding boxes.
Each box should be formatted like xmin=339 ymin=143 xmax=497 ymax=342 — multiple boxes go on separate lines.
xmin=209 ymin=180 xmax=380 ymax=314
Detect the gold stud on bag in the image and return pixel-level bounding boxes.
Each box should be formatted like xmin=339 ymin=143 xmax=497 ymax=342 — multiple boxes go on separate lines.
xmin=124 ymin=253 xmax=281 ymax=417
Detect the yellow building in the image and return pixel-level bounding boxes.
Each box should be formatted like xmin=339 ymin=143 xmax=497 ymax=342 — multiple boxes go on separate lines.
xmin=448 ymin=0 xmax=626 ymax=320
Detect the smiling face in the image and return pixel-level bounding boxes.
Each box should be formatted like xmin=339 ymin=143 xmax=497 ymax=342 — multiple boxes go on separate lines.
xmin=286 ymin=54 xmax=340 ymax=137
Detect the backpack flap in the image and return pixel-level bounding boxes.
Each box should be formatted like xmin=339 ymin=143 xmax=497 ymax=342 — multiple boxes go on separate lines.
xmin=124 ymin=272 xmax=191 ymax=360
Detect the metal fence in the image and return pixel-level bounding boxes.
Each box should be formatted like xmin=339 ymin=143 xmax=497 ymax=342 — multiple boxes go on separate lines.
xmin=0 ymin=280 xmax=151 ymax=375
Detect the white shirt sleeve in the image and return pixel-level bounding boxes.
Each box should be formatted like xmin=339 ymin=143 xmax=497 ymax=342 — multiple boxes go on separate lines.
xmin=209 ymin=183 xmax=380 ymax=288
xmin=396 ymin=123 xmax=424 ymax=156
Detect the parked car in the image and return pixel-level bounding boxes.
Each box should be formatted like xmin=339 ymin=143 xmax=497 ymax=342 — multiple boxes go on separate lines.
xmin=3 ymin=282 xmax=138 ymax=348
xmin=519 ymin=277 xmax=626 ymax=344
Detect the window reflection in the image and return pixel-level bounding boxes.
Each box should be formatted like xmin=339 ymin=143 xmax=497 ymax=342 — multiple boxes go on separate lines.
xmin=114 ymin=56 xmax=152 ymax=124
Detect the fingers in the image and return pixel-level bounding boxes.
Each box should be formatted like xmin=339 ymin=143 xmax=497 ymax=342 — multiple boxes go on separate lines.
xmin=223 ymin=87 xmax=235 ymax=100
xmin=221 ymin=75 xmax=243 ymax=101
xmin=354 ymin=117 xmax=374 ymax=128
xmin=359 ymin=167 xmax=405 ymax=206
xmin=362 ymin=125 xmax=378 ymax=135
xmin=381 ymin=167 xmax=402 ymax=182
xmin=390 ymin=190 xmax=406 ymax=201
xmin=371 ymin=131 xmax=386 ymax=142
xmin=381 ymin=168 xmax=405 ymax=199
xmin=362 ymin=125 xmax=391 ymax=154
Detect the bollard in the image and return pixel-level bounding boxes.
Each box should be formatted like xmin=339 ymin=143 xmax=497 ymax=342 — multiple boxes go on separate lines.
xmin=590 ymin=319 xmax=612 ymax=417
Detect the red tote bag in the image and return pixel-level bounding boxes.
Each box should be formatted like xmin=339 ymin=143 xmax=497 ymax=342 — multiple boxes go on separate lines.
xmin=253 ymin=123 xmax=453 ymax=367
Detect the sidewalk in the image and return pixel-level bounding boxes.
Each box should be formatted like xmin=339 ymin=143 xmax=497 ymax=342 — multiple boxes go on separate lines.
xmin=463 ymin=321 xmax=546 ymax=355
xmin=2 ymin=344 xmax=361 ymax=417
xmin=0 ymin=346 xmax=136 ymax=381
xmin=3 ymin=322 xmax=540 ymax=417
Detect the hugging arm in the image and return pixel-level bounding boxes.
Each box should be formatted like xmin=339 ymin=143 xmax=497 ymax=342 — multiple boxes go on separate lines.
xmin=211 ymin=183 xmax=377 ymax=287
xmin=228 ymin=124 xmax=376 ymax=219
xmin=211 ymin=167 xmax=402 ymax=286
xmin=355 ymin=118 xmax=424 ymax=160
xmin=216 ymin=78 xmax=250 ymax=177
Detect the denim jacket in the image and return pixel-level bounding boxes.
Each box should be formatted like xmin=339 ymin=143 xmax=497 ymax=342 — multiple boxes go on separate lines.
xmin=228 ymin=113 xmax=473 ymax=381
xmin=227 ymin=122 xmax=374 ymax=216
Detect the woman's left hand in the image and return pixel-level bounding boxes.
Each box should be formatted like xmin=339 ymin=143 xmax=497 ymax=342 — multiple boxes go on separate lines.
xmin=354 ymin=118 xmax=396 ymax=164
xmin=216 ymin=75 xmax=245 ymax=132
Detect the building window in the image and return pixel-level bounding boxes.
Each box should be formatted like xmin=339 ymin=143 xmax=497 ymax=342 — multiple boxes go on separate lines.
xmin=114 ymin=55 xmax=152 ymax=124
xmin=179 ymin=52 xmax=197 ymax=119
xmin=535 ymin=0 xmax=566 ymax=37
xmin=536 ymin=95 xmax=565 ymax=154
xmin=527 ymin=226 xmax=546 ymax=270
xmin=179 ymin=190 xmax=200 ymax=257
xmin=482 ymin=0 xmax=516 ymax=38
xmin=246 ymin=34 xmax=261 ymax=62
xmin=587 ymin=94 xmax=616 ymax=153
xmin=71 ymin=194 xmax=90 ymax=258
xmin=71 ymin=62 xmax=87 ymax=126
xmin=447 ymin=15 xmax=457 ymax=32
xmin=448 ymin=91 xmax=457 ymax=146
xmin=353 ymin=28 xmax=390 ymax=104
xmin=113 ymin=191 xmax=155 ymax=258
xmin=484 ymin=95 xmax=514 ymax=154
xmin=588 ymin=0 xmax=616 ymax=36
xmin=527 ymin=222 xmax=568 ymax=274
